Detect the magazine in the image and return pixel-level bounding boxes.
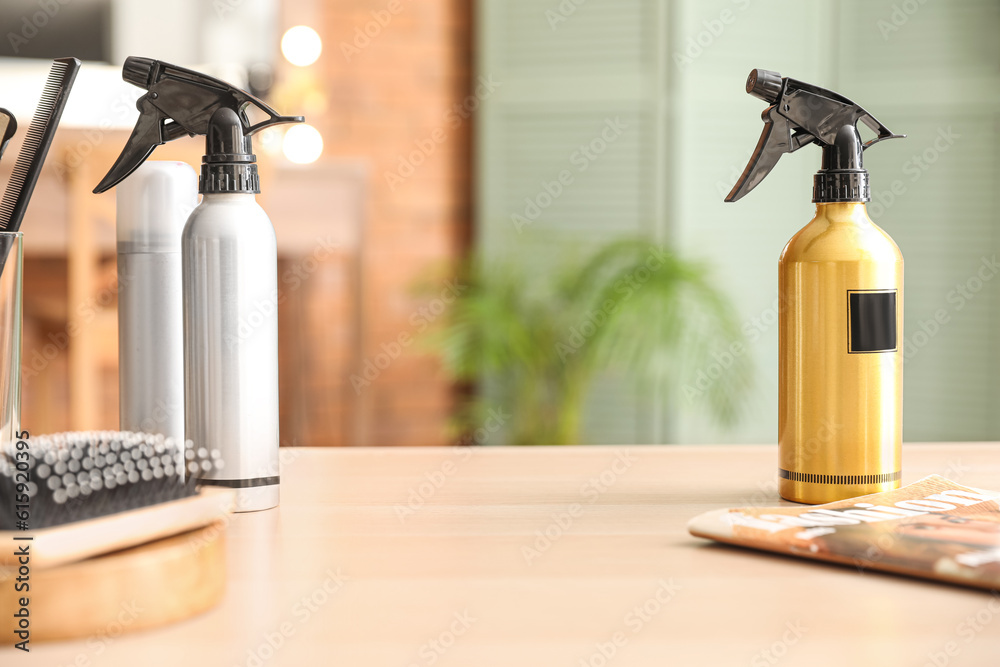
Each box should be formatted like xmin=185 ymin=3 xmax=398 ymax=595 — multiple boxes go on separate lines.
xmin=688 ymin=475 xmax=1000 ymax=590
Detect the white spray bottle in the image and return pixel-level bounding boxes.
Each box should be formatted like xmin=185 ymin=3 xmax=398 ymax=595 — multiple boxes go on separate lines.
xmin=95 ymin=57 xmax=303 ymax=511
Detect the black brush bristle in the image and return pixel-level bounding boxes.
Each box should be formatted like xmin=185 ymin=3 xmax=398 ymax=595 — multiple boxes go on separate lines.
xmin=0 ymin=57 xmax=80 ymax=232
xmin=0 ymin=431 xmax=223 ymax=530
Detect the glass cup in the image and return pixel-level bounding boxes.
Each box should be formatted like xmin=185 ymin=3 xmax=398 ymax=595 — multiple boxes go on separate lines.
xmin=0 ymin=232 xmax=23 ymax=447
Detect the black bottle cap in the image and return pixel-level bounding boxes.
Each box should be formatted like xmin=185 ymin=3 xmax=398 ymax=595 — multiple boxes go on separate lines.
xmin=812 ymin=125 xmax=869 ymax=203
xmin=813 ymin=171 xmax=869 ymax=203
xmin=200 ymin=107 xmax=260 ymax=194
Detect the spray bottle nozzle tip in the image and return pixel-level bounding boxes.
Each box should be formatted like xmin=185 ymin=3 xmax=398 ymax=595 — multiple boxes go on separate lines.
xmin=746 ymin=69 xmax=782 ymax=103
xmin=122 ymin=56 xmax=155 ymax=88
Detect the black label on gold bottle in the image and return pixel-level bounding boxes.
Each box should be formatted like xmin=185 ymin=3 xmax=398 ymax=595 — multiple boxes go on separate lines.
xmin=848 ymin=290 xmax=897 ymax=353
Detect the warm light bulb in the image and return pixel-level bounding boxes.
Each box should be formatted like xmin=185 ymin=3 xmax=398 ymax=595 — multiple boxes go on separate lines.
xmin=281 ymin=26 xmax=322 ymax=67
xmin=282 ymin=124 xmax=323 ymax=164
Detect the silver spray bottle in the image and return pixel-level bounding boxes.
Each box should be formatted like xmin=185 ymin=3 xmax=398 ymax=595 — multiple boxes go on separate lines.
xmin=93 ymin=57 xmax=304 ymax=511
xmin=184 ymin=107 xmax=282 ymax=512
xmin=116 ymin=161 xmax=197 ymax=443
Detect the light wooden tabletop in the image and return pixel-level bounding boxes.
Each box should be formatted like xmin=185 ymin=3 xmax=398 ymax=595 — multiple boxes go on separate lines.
xmin=14 ymin=444 xmax=1000 ymax=667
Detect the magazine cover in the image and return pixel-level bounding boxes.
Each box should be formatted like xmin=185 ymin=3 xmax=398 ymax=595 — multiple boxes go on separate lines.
xmin=688 ymin=475 xmax=1000 ymax=590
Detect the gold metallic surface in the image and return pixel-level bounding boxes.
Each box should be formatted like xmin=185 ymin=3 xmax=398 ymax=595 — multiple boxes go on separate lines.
xmin=778 ymin=203 xmax=903 ymax=504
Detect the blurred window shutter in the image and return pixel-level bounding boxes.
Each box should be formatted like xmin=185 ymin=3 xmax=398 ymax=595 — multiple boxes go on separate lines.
xmin=476 ymin=0 xmax=668 ymax=443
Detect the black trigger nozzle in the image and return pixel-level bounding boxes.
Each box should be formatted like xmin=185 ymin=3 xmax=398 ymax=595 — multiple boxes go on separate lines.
xmin=96 ymin=56 xmax=304 ymax=194
xmin=747 ymin=69 xmax=782 ymax=103
xmin=726 ymin=68 xmax=904 ymax=203
xmin=122 ymin=56 xmax=155 ymax=88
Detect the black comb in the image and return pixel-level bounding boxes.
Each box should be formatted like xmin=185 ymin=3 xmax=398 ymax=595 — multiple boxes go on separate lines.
xmin=0 ymin=57 xmax=80 ymax=233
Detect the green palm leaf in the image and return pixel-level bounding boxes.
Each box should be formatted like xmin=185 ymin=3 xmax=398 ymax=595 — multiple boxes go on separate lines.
xmin=424 ymin=240 xmax=753 ymax=444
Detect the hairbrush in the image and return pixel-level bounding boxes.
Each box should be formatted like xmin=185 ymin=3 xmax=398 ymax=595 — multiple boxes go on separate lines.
xmin=0 ymin=431 xmax=234 ymax=568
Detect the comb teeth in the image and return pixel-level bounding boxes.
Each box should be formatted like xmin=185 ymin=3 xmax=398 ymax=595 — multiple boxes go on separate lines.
xmin=0 ymin=57 xmax=79 ymax=232
xmin=0 ymin=431 xmax=224 ymax=530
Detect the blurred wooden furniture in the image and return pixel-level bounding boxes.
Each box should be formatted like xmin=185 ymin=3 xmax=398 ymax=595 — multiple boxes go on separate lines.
xmin=8 ymin=129 xmax=365 ymax=441
xmin=11 ymin=443 xmax=1000 ymax=666
xmin=15 ymin=129 xmax=126 ymax=434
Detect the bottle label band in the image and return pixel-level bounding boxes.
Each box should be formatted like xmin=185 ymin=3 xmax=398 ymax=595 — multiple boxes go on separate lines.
xmin=198 ymin=476 xmax=279 ymax=488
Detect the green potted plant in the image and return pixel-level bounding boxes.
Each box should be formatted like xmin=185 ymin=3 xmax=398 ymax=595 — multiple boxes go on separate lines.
xmin=429 ymin=239 xmax=752 ymax=445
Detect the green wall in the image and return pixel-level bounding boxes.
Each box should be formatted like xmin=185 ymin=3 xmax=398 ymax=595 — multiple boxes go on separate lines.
xmin=476 ymin=0 xmax=1000 ymax=443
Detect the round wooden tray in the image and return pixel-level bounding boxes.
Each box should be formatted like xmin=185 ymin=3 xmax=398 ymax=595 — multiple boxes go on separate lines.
xmin=1 ymin=521 xmax=226 ymax=643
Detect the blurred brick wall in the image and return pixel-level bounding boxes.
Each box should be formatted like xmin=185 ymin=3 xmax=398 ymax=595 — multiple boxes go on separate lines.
xmin=17 ymin=2 xmax=473 ymax=445
xmin=299 ymin=0 xmax=473 ymax=445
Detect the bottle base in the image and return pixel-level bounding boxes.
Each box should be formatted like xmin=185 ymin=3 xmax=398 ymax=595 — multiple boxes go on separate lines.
xmin=779 ymin=475 xmax=900 ymax=505
xmin=232 ymin=485 xmax=280 ymax=512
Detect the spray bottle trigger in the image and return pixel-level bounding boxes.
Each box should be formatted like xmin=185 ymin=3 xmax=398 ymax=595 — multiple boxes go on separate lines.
xmin=92 ymin=98 xmax=165 ymax=194
xmin=725 ymin=106 xmax=815 ymax=203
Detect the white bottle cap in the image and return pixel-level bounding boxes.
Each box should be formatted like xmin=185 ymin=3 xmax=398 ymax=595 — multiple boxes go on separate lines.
xmin=116 ymin=161 xmax=198 ymax=254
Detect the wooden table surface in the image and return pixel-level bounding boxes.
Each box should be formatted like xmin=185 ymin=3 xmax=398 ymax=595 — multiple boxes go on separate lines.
xmin=12 ymin=444 xmax=1000 ymax=667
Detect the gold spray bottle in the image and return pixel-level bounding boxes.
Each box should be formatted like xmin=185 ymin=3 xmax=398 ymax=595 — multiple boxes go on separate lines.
xmin=726 ymin=69 xmax=905 ymax=504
